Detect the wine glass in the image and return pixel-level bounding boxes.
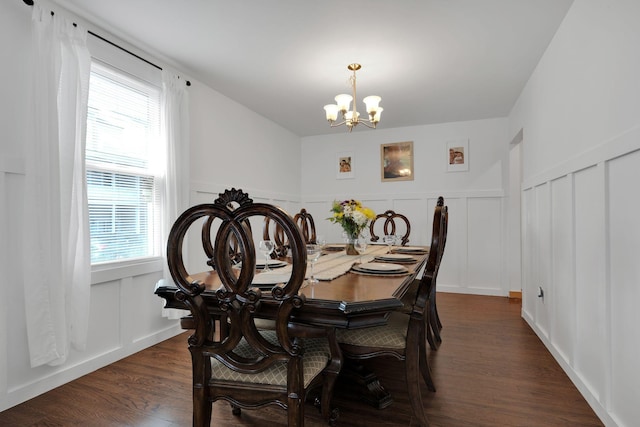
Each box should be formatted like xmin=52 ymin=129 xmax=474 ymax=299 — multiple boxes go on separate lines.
xmin=382 ymin=234 xmax=397 ymax=254
xmin=258 ymin=240 xmax=275 ymax=271
xmin=306 ymin=244 xmax=322 ymax=284
xmin=354 ymin=238 xmax=368 ymax=264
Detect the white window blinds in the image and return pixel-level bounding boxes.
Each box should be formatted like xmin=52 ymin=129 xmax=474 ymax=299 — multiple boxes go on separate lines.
xmin=86 ymin=62 xmax=162 ymax=264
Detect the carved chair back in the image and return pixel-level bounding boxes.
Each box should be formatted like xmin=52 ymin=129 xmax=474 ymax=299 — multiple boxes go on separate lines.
xmin=293 ymin=208 xmax=317 ymax=244
xmin=369 ymin=209 xmax=411 ymax=246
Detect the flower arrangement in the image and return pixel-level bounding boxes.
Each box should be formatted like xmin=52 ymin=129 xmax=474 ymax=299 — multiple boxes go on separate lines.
xmin=328 ymin=199 xmax=376 ymax=240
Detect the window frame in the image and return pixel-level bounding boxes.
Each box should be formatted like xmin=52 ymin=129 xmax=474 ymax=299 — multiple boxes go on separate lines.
xmin=86 ymin=36 xmax=165 ymax=279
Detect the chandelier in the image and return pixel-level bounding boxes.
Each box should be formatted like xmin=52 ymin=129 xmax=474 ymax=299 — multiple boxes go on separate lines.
xmin=323 ymin=63 xmax=383 ymax=131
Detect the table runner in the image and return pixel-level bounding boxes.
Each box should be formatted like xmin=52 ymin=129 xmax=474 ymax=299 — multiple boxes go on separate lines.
xmin=255 ymin=245 xmax=391 ymax=282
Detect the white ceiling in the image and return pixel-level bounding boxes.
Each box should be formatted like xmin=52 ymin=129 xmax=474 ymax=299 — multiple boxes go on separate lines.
xmin=52 ymin=0 xmax=573 ymax=137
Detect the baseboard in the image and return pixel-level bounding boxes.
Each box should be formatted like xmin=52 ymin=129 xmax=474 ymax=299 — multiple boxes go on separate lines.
xmin=508 ymin=290 xmax=522 ymax=300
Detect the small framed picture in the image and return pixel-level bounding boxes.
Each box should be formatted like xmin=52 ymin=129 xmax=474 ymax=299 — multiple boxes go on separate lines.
xmin=381 ymin=141 xmax=414 ymax=182
xmin=336 ymin=151 xmax=354 ymax=179
xmin=446 ymin=139 xmax=469 ymax=172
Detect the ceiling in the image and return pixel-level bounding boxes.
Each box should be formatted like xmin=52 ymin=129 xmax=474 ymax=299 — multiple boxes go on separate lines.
xmin=52 ymin=0 xmax=573 ymax=137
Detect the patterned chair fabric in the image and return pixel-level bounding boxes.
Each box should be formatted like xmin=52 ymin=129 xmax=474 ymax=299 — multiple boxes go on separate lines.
xmin=166 ymin=188 xmax=341 ymax=426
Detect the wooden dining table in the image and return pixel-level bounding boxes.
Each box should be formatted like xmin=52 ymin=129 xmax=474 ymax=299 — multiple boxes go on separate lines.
xmin=155 ymin=244 xmax=429 ymax=408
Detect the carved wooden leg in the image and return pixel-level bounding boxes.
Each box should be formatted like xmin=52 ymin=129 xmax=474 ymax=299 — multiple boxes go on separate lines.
xmin=342 ymin=360 xmax=394 ymax=409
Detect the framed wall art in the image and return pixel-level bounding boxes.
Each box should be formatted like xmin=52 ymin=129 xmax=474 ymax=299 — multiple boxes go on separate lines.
xmin=336 ymin=151 xmax=354 ymax=179
xmin=446 ymin=139 xmax=469 ymax=172
xmin=381 ymin=141 xmax=414 ymax=182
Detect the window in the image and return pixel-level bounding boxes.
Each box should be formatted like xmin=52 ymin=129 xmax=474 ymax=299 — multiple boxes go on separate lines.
xmin=86 ymin=61 xmax=162 ymax=264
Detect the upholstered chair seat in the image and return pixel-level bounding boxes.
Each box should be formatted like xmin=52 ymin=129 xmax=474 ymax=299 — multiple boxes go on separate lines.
xmin=211 ymin=332 xmax=331 ymax=387
xmin=336 ymin=312 xmax=408 ymax=349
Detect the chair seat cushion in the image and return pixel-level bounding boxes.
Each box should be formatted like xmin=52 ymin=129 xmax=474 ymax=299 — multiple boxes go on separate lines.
xmin=336 ymin=311 xmax=409 ymax=349
xmin=210 ymin=331 xmax=330 ymax=388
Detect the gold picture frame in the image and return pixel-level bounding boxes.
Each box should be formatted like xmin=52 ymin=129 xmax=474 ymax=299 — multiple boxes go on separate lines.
xmin=381 ymin=141 xmax=414 ymax=182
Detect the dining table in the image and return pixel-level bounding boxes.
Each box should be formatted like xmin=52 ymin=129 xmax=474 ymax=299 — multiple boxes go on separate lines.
xmin=155 ymin=243 xmax=429 ymax=408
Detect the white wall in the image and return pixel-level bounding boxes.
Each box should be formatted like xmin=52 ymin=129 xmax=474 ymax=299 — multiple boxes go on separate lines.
xmin=509 ymin=1 xmax=640 ymax=426
xmin=300 ymin=119 xmax=510 ymax=296
xmin=0 ymin=1 xmax=301 ymax=412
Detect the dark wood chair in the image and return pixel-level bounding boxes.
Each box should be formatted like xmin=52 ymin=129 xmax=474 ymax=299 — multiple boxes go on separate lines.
xmin=263 ymin=216 xmax=291 ymax=258
xmin=167 ymin=188 xmax=341 ymax=426
xmin=428 ymin=197 xmax=448 ymax=349
xmin=293 ymin=208 xmax=317 ymax=244
xmin=369 ymin=209 xmax=411 ymax=246
xmin=335 ymin=202 xmax=447 ymax=427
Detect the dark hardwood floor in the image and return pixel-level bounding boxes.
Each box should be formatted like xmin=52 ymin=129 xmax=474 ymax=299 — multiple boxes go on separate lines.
xmin=0 ymin=293 xmax=603 ymax=426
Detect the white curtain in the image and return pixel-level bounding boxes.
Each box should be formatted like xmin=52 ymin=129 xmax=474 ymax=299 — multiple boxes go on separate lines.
xmin=160 ymin=70 xmax=190 ymax=319
xmin=23 ymin=4 xmax=91 ymax=367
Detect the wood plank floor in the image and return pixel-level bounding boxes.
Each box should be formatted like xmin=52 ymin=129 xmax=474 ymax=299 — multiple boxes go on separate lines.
xmin=0 ymin=293 xmax=603 ymax=426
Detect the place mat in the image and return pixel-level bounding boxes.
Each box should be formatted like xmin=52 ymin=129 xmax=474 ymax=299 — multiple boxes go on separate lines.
xmin=252 ymin=272 xmax=291 ymax=284
xmin=251 ymin=272 xmax=290 ymax=289
xmin=351 ymin=264 xmax=409 ymax=277
xmin=374 ymin=253 xmax=417 ymax=264
xmin=392 ymin=246 xmax=428 ymax=254
xmin=256 ymin=260 xmax=288 ymax=269
xmin=324 ymin=244 xmax=346 ymax=252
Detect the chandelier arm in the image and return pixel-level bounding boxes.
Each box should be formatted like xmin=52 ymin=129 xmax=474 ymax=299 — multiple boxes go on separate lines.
xmin=329 ymin=120 xmax=348 ymax=128
xmin=358 ymin=120 xmax=376 ymax=129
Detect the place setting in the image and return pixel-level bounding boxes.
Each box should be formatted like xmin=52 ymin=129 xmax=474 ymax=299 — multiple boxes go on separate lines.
xmin=373 ymin=253 xmax=418 ymax=264
xmin=392 ymin=246 xmax=428 ymax=255
xmin=351 ymin=261 xmax=409 ymax=276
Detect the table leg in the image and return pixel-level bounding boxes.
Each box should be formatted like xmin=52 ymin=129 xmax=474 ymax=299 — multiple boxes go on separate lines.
xmin=342 ymin=360 xmax=394 ymax=409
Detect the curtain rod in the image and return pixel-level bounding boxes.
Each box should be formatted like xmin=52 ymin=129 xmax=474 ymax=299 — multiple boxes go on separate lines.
xmin=23 ymin=0 xmax=191 ymax=86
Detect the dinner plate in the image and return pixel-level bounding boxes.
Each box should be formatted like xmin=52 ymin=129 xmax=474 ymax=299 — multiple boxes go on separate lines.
xmin=355 ymin=262 xmax=408 ymax=273
xmin=375 ymin=254 xmax=416 ymax=262
xmin=393 ymin=246 xmax=427 ymax=253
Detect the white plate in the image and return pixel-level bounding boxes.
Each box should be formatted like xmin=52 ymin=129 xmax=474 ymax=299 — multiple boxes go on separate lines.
xmin=357 ymin=262 xmax=408 ymax=273
xmin=375 ymin=254 xmax=415 ymax=261
xmin=394 ymin=246 xmax=427 ymax=253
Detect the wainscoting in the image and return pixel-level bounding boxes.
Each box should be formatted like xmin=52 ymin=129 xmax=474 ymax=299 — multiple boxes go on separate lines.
xmin=521 ymin=125 xmax=640 ymax=426
xmin=303 ymin=191 xmax=508 ymax=297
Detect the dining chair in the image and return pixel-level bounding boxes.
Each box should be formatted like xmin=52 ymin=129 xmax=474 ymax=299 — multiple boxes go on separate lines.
xmin=262 ymin=216 xmax=290 ymax=258
xmin=293 ymin=208 xmax=317 ymax=244
xmin=369 ymin=209 xmax=411 ymax=246
xmin=335 ymin=202 xmax=447 ymax=427
xmin=167 ymin=188 xmax=342 ymax=426
xmin=428 ymin=197 xmax=448 ymax=349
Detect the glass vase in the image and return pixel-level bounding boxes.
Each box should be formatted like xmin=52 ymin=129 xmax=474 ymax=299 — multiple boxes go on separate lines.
xmin=344 ymin=233 xmax=359 ymax=255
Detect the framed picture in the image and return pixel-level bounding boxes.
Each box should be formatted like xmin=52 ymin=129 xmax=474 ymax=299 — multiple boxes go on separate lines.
xmin=336 ymin=151 xmax=354 ymax=179
xmin=381 ymin=141 xmax=414 ymax=182
xmin=446 ymin=139 xmax=469 ymax=172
